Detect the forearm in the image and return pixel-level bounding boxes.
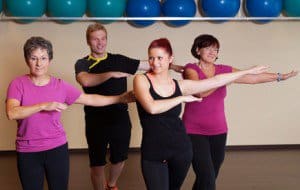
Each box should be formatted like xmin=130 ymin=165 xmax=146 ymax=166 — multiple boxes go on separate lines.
xmin=7 ymin=104 xmax=44 ymax=120
xmin=234 ymin=73 xmax=277 ymax=84
xmin=169 ymin=63 xmax=184 ymax=73
xmin=139 ymin=96 xmax=183 ymax=114
xmin=75 ymin=94 xmax=121 ymax=106
xmin=76 ymin=72 xmax=113 ymax=87
xmin=137 ymin=60 xmax=150 ymax=71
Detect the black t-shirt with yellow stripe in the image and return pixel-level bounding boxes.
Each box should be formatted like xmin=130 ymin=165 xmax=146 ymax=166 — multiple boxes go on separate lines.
xmin=75 ymin=53 xmax=139 ymax=116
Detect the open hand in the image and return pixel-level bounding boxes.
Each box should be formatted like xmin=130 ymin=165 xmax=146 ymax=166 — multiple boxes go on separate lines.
xmin=42 ymin=102 xmax=68 ymax=112
xmin=182 ymin=95 xmax=202 ymax=103
xmin=282 ymin=70 xmax=298 ymax=80
xmin=120 ymin=91 xmax=136 ymax=103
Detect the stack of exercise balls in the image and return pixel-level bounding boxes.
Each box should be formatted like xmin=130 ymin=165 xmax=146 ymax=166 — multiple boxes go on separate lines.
xmin=2 ymin=0 xmax=299 ymax=25
xmin=5 ymin=0 xmax=46 ymax=23
xmin=245 ymin=0 xmax=282 ymax=23
xmin=201 ymin=0 xmax=240 ymax=22
xmin=47 ymin=0 xmax=86 ymax=23
xmin=283 ymin=0 xmax=300 ymax=17
xmin=126 ymin=0 xmax=160 ymax=27
xmin=87 ymin=0 xmax=126 ymax=24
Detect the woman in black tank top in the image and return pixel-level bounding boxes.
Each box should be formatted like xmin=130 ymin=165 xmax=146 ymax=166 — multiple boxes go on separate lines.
xmin=133 ymin=38 xmax=268 ymax=190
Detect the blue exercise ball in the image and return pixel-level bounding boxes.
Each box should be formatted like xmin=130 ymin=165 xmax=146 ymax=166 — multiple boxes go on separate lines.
xmin=245 ymin=0 xmax=282 ymax=23
xmin=87 ymin=0 xmax=126 ymax=24
xmin=5 ymin=0 xmax=46 ymax=23
xmin=126 ymin=0 xmax=161 ymax=27
xmin=47 ymin=0 xmax=86 ymax=24
xmin=201 ymin=0 xmax=240 ymax=17
xmin=162 ymin=0 xmax=196 ymax=27
xmin=284 ymin=0 xmax=300 ymax=17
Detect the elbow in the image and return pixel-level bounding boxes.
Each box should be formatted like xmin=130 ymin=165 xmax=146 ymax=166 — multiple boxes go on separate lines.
xmin=148 ymin=109 xmax=157 ymax=115
xmin=144 ymin=106 xmax=158 ymax=115
xmin=7 ymin=112 xmax=16 ymax=120
xmin=76 ymin=78 xmax=91 ymax=87
xmin=79 ymin=81 xmax=91 ymax=87
xmin=81 ymin=83 xmax=90 ymax=88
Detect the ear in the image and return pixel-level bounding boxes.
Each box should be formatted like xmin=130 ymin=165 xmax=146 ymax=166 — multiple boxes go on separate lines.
xmin=196 ymin=47 xmax=201 ymax=55
xmin=169 ymin=56 xmax=174 ymax=64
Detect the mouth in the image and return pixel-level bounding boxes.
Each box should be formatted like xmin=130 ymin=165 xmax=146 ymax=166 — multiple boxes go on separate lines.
xmin=34 ymin=67 xmax=43 ymax=71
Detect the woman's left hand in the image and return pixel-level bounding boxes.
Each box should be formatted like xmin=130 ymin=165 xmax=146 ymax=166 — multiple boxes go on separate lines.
xmin=282 ymin=70 xmax=298 ymax=80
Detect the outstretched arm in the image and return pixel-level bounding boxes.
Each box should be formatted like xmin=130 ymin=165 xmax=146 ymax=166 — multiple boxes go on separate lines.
xmin=74 ymin=91 xmax=135 ymax=106
xmin=233 ymin=68 xmax=298 ymax=84
xmin=170 ymin=63 xmax=184 ymax=73
xmin=137 ymin=60 xmax=151 ymax=71
xmin=6 ymin=99 xmax=67 ymax=120
xmin=179 ymin=65 xmax=269 ymax=96
xmin=133 ymin=74 xmax=201 ymax=114
xmin=76 ymin=71 xmax=131 ymax=87
xmin=183 ymin=68 xmax=217 ymax=97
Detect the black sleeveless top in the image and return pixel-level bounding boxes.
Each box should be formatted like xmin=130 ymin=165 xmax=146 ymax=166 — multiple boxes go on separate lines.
xmin=136 ymin=75 xmax=192 ymax=161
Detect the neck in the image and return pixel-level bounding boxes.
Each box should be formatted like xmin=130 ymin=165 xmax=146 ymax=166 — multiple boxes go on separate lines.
xmin=148 ymin=71 xmax=172 ymax=84
xmin=91 ymin=52 xmax=107 ymax=59
xmin=29 ymin=74 xmax=50 ymax=86
xmin=199 ymin=61 xmax=214 ymax=69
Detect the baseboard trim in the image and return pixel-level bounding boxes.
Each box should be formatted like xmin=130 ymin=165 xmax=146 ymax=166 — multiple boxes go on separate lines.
xmin=1 ymin=144 xmax=300 ymax=154
xmin=225 ymin=144 xmax=300 ymax=151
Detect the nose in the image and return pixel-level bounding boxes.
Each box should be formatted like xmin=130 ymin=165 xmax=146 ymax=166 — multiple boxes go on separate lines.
xmin=152 ymin=59 xmax=161 ymax=68
xmin=35 ymin=58 xmax=45 ymax=67
xmin=35 ymin=59 xmax=41 ymax=66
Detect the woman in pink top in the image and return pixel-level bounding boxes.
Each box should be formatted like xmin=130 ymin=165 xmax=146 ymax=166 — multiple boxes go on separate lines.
xmin=5 ymin=37 xmax=133 ymax=190
xmin=182 ymin=34 xmax=298 ymax=190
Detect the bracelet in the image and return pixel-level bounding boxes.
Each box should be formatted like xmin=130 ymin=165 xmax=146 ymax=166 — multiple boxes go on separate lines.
xmin=277 ymin=73 xmax=282 ymax=82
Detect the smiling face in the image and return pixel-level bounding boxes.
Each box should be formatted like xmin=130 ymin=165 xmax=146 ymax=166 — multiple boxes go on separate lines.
xmin=87 ymin=29 xmax=107 ymax=58
xmin=197 ymin=45 xmax=219 ymax=64
xmin=148 ymin=47 xmax=173 ymax=74
xmin=26 ymin=48 xmax=51 ymax=77
xmin=191 ymin=34 xmax=220 ymax=63
xmin=147 ymin=38 xmax=174 ymax=74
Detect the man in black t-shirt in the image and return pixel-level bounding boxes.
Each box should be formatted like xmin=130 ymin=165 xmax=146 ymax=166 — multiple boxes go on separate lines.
xmin=75 ymin=23 xmax=150 ymax=190
xmin=75 ymin=23 xmax=183 ymax=190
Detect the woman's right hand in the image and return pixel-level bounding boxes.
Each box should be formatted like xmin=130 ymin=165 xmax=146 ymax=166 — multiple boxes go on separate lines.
xmin=181 ymin=95 xmax=202 ymax=103
xmin=120 ymin=91 xmax=136 ymax=103
xmin=110 ymin=71 xmax=131 ymax=78
xmin=41 ymin=102 xmax=68 ymax=112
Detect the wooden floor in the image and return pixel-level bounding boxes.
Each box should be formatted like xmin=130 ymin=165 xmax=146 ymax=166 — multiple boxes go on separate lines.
xmin=1 ymin=149 xmax=300 ymax=190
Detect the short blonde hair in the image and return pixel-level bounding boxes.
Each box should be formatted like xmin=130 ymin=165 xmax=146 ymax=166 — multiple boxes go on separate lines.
xmin=86 ymin=23 xmax=107 ymax=42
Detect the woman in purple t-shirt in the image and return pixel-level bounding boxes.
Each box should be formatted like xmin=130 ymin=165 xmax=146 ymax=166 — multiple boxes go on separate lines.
xmin=182 ymin=34 xmax=298 ymax=190
xmin=5 ymin=37 xmax=133 ymax=190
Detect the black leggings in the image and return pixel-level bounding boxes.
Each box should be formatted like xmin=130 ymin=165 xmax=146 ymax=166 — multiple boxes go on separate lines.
xmin=189 ymin=134 xmax=227 ymax=190
xmin=141 ymin=151 xmax=192 ymax=190
xmin=17 ymin=143 xmax=69 ymax=190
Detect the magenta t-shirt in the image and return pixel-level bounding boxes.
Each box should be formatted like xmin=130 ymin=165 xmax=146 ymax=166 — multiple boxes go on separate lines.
xmin=182 ymin=63 xmax=232 ymax=135
xmin=6 ymin=75 xmax=82 ymax=152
